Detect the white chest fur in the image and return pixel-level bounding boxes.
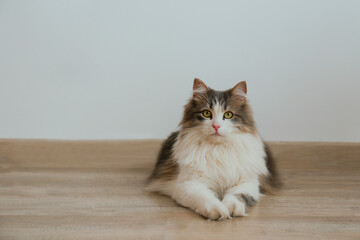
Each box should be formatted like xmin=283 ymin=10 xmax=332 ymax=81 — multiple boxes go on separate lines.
xmin=173 ymin=131 xmax=268 ymax=193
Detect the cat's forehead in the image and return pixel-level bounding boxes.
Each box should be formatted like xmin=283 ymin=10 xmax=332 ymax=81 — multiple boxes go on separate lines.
xmin=205 ymin=89 xmax=232 ymax=109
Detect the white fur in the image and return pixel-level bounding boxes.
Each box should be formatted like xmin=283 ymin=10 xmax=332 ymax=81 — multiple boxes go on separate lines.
xmin=173 ymin=130 xmax=267 ymax=193
xmin=149 ymin=102 xmax=268 ymax=220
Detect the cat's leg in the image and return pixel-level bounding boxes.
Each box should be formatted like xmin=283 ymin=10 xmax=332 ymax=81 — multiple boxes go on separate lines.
xmin=222 ymin=178 xmax=260 ymax=217
xmin=172 ymin=180 xmax=230 ymax=220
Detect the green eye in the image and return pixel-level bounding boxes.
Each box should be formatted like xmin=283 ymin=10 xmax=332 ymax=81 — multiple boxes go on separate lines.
xmin=224 ymin=111 xmax=233 ymax=119
xmin=202 ymin=110 xmax=212 ymax=118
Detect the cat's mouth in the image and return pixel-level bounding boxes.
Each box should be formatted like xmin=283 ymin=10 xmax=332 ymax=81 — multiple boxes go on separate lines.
xmin=211 ymin=132 xmax=222 ymax=137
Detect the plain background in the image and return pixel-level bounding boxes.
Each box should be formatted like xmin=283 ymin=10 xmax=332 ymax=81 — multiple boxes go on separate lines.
xmin=0 ymin=0 xmax=359 ymax=142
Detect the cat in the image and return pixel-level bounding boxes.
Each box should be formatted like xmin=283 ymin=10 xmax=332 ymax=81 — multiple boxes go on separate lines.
xmin=147 ymin=78 xmax=280 ymax=220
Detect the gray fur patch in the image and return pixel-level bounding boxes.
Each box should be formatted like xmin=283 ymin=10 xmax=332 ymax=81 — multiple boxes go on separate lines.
xmin=236 ymin=194 xmax=256 ymax=207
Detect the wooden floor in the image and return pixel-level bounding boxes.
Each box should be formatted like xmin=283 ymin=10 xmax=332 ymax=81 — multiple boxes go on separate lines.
xmin=0 ymin=140 xmax=359 ymax=240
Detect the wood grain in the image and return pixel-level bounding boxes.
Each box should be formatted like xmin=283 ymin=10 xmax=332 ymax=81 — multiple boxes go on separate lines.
xmin=0 ymin=139 xmax=359 ymax=240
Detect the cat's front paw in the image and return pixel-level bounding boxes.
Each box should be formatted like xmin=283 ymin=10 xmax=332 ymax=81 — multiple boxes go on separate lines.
xmin=196 ymin=202 xmax=230 ymax=220
xmin=222 ymin=195 xmax=246 ymax=217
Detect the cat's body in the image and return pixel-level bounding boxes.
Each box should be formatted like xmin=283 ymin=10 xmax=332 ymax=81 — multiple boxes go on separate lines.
xmin=148 ymin=79 xmax=280 ymax=220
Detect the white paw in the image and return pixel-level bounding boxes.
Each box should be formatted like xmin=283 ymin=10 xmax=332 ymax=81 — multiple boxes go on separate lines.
xmin=222 ymin=196 xmax=247 ymax=217
xmin=196 ymin=202 xmax=230 ymax=220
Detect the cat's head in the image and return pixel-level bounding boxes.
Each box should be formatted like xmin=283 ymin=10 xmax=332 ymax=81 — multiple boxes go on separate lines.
xmin=181 ymin=78 xmax=256 ymax=142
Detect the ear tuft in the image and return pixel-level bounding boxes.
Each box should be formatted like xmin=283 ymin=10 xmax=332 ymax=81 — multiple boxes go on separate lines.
xmin=193 ymin=78 xmax=208 ymax=98
xmin=231 ymin=81 xmax=247 ymax=101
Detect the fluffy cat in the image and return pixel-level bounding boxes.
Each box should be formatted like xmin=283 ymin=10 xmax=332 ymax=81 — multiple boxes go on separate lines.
xmin=148 ymin=78 xmax=280 ymax=220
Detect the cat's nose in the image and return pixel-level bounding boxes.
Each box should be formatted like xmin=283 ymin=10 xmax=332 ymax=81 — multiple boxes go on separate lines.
xmin=212 ymin=124 xmax=221 ymax=132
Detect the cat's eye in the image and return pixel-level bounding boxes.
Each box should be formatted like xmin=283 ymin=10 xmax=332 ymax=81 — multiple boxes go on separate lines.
xmin=202 ymin=110 xmax=212 ymax=118
xmin=224 ymin=111 xmax=233 ymax=119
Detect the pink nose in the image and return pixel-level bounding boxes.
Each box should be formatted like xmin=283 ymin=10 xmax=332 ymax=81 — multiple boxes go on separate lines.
xmin=212 ymin=124 xmax=221 ymax=132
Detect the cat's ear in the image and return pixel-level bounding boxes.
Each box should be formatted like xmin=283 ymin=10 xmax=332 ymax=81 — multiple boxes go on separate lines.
xmin=193 ymin=78 xmax=208 ymax=98
xmin=231 ymin=81 xmax=247 ymax=101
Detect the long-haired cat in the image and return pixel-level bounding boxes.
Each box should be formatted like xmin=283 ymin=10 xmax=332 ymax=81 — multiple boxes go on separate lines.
xmin=148 ymin=79 xmax=280 ymax=220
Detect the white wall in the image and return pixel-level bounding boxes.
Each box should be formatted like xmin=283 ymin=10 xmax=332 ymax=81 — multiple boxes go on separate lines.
xmin=0 ymin=0 xmax=359 ymax=142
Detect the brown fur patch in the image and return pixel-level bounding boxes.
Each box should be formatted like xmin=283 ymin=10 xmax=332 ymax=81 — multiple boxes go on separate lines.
xmin=260 ymin=142 xmax=282 ymax=193
xmin=148 ymin=132 xmax=179 ymax=183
